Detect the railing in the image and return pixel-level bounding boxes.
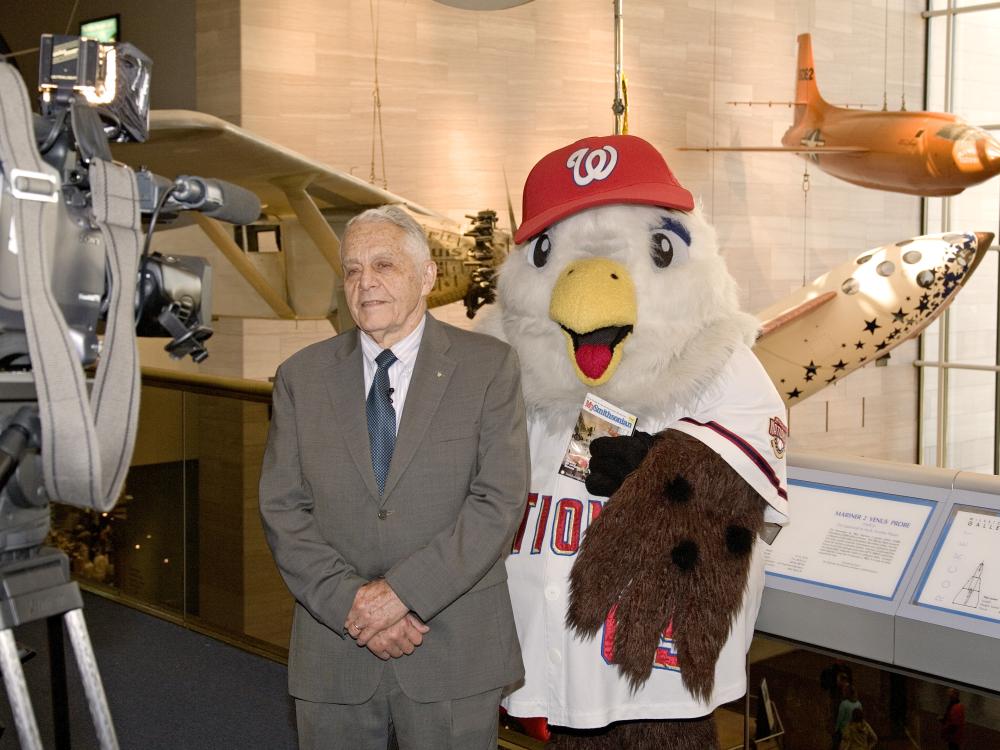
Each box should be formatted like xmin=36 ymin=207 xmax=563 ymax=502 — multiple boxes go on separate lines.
xmin=49 ymin=367 xmax=290 ymax=661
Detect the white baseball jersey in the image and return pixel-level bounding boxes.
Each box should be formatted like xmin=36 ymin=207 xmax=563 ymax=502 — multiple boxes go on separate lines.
xmin=502 ymin=344 xmax=788 ymax=728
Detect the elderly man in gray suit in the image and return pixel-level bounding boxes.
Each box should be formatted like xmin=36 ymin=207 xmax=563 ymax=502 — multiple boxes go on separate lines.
xmin=259 ymin=204 xmax=529 ymax=749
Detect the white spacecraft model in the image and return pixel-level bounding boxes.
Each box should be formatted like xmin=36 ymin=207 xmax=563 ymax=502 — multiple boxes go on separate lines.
xmin=754 ymin=231 xmax=994 ymax=404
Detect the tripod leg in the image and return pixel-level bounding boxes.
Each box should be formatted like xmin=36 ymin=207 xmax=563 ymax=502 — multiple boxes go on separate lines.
xmin=0 ymin=627 xmax=43 ymax=750
xmin=64 ymin=609 xmax=119 ymax=750
xmin=48 ymin=615 xmax=71 ymax=750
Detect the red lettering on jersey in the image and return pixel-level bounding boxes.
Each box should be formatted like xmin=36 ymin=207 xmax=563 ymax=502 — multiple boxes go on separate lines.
xmin=552 ymin=498 xmax=584 ymax=555
xmin=600 ymin=604 xmax=619 ymax=664
xmin=510 ymin=493 xmax=538 ymax=554
xmin=530 ymin=495 xmax=552 ymax=554
xmin=588 ymin=499 xmax=604 ymax=526
xmin=653 ymin=620 xmax=680 ymax=671
xmin=601 ymin=605 xmax=680 ymax=672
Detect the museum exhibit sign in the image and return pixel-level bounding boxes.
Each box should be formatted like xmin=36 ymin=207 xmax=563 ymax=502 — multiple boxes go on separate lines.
xmin=759 ymin=452 xmax=1000 ymax=691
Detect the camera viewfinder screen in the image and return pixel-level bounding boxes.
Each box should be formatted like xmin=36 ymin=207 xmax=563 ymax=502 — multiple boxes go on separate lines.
xmin=80 ymin=15 xmax=120 ymax=43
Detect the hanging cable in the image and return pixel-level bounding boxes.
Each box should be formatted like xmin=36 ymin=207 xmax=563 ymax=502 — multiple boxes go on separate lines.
xmin=369 ymin=0 xmax=388 ymax=189
xmin=1 ymin=1 xmax=78 ymax=66
xmin=64 ymin=0 xmax=81 ymax=34
xmin=900 ymin=0 xmax=907 ymax=111
xmin=802 ymin=164 xmax=811 ymax=286
xmin=711 ymin=0 xmax=717 ymax=220
xmin=882 ymin=0 xmax=890 ymax=110
xmin=612 ymin=0 xmax=625 ymax=134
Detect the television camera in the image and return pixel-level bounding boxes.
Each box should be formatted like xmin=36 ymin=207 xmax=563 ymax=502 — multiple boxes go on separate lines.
xmin=0 ymin=35 xmax=261 ymax=748
xmin=0 ymin=32 xmax=262 ymax=543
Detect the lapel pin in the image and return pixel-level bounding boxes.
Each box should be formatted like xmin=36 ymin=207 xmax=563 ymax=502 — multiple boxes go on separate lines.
xmin=437 ymin=371 xmax=443 ymax=377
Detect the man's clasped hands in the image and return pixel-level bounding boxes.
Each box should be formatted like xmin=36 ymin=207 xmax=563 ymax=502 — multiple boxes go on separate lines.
xmin=345 ymin=579 xmax=429 ymax=660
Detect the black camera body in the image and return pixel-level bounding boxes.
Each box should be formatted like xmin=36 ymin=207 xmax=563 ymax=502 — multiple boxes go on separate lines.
xmin=0 ymin=34 xmax=256 ymax=555
xmin=0 ymin=34 xmax=217 ymax=370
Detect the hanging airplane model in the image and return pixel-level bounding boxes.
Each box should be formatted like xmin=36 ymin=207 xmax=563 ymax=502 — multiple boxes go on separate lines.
xmin=113 ymin=111 xmax=992 ymax=404
xmin=684 ymin=33 xmax=1000 ymax=196
xmin=111 ymin=110 xmax=509 ymax=329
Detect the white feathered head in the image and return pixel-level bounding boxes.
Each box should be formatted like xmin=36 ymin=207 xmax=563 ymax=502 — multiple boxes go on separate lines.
xmin=492 ymin=135 xmax=758 ymax=425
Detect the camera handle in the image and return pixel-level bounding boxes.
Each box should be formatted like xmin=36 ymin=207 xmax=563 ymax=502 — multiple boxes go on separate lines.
xmin=0 ymin=406 xmax=39 ymax=495
xmin=0 ymin=62 xmax=141 ymax=513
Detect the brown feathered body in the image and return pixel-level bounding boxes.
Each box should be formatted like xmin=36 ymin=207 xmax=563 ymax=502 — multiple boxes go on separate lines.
xmin=567 ymin=430 xmax=765 ymax=698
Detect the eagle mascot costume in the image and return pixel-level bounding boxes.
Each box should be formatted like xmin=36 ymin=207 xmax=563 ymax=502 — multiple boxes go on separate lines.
xmin=483 ymin=135 xmax=790 ymax=749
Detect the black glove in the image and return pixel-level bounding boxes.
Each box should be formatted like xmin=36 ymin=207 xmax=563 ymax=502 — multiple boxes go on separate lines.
xmin=584 ymin=431 xmax=656 ymax=497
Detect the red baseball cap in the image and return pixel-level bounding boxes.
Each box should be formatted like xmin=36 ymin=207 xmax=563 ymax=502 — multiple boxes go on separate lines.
xmin=514 ymin=134 xmax=694 ymax=244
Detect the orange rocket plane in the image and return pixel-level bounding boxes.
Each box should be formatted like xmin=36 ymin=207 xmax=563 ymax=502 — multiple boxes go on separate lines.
xmin=688 ymin=34 xmax=1000 ymax=197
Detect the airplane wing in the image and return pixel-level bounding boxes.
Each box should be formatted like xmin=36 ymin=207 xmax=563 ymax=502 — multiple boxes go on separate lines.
xmin=725 ymin=101 xmax=879 ymax=109
xmin=111 ymin=110 xmax=443 ymax=219
xmin=679 ymin=146 xmax=868 ymax=154
xmin=758 ymin=291 xmax=837 ymax=337
xmin=111 ymin=110 xmax=511 ymax=322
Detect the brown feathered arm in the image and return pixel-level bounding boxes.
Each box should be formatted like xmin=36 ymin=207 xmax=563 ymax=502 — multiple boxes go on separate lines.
xmin=567 ymin=429 xmax=765 ymax=700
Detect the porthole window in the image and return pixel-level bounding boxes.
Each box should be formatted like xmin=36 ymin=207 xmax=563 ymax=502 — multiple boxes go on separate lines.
xmin=902 ymin=250 xmax=922 ymax=264
xmin=841 ymin=277 xmax=860 ymax=295
xmin=876 ymin=261 xmax=895 ymax=277
xmin=917 ymin=270 xmax=935 ymax=288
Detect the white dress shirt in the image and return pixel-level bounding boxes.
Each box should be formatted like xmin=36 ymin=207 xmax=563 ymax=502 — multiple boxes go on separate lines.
xmin=359 ymin=316 xmax=426 ymax=434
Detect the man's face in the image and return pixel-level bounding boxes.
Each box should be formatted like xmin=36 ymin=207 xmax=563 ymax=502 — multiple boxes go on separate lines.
xmin=342 ymin=221 xmax=437 ymax=347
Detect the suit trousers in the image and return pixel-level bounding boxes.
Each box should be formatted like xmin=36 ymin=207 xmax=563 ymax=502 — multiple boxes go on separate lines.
xmin=295 ymin=663 xmax=502 ymax=750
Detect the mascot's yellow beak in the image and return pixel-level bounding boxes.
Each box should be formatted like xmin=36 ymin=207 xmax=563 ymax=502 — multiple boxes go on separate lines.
xmin=549 ymin=258 xmax=637 ymax=386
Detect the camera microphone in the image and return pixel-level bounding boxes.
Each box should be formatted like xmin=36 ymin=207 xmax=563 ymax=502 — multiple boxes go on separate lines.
xmin=170 ymin=175 xmax=262 ymax=225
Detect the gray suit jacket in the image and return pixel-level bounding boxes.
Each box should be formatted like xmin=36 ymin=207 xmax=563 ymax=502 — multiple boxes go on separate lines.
xmin=259 ymin=314 xmax=529 ymax=704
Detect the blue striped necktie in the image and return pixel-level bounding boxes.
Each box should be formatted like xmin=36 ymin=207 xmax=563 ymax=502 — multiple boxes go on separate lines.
xmin=367 ymin=349 xmax=398 ymax=495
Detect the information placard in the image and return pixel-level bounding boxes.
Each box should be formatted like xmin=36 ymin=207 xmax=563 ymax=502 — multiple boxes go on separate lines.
xmin=764 ymin=479 xmax=935 ymax=599
xmin=913 ymin=505 xmax=1000 ymax=624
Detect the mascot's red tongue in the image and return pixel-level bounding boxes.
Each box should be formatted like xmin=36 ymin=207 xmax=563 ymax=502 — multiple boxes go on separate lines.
xmin=575 ymin=344 xmax=613 ymax=379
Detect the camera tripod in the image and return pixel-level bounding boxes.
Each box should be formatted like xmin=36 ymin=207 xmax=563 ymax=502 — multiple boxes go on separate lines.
xmin=0 ymin=547 xmax=117 ymax=750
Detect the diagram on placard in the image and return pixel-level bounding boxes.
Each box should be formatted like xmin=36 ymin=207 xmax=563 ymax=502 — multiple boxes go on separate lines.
xmin=953 ymin=562 xmax=984 ymax=607
xmin=916 ymin=508 xmax=1000 ymax=623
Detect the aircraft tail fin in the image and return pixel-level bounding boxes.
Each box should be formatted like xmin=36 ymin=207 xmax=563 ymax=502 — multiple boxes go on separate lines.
xmin=793 ymin=33 xmax=828 ymax=128
xmin=503 ymin=166 xmax=519 ymax=238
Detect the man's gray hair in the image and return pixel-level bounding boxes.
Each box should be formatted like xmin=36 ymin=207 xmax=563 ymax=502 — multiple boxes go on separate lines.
xmin=345 ymin=205 xmax=431 ymax=263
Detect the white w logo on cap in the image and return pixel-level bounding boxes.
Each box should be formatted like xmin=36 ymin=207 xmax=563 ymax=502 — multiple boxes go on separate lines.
xmin=566 ymin=146 xmax=618 ymax=186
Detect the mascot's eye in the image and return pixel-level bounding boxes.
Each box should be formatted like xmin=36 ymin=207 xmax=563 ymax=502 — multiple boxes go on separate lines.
xmin=530 ymin=234 xmax=552 ymax=268
xmin=651 ymin=232 xmax=674 ymax=268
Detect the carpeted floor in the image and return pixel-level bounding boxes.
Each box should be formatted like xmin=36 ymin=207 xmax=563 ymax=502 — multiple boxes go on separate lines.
xmin=0 ymin=592 xmax=296 ymax=749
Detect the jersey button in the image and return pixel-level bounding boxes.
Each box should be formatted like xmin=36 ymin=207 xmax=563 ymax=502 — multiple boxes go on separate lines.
xmin=547 ymin=648 xmax=562 ymax=665
xmin=544 ymin=586 xmax=560 ymax=601
xmin=377 ymin=510 xmax=388 ymax=520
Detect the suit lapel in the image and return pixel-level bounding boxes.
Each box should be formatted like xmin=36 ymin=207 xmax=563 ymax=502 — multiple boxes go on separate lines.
xmin=323 ymin=330 xmax=381 ymax=500
xmin=382 ymin=316 xmax=455 ymax=502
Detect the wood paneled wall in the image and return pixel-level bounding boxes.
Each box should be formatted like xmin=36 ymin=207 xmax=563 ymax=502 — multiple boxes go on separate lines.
xmin=196 ymin=0 xmax=242 ymax=121
xmin=185 ymin=0 xmax=930 ymax=463
xmin=180 ymin=0 xmax=937 ymax=649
